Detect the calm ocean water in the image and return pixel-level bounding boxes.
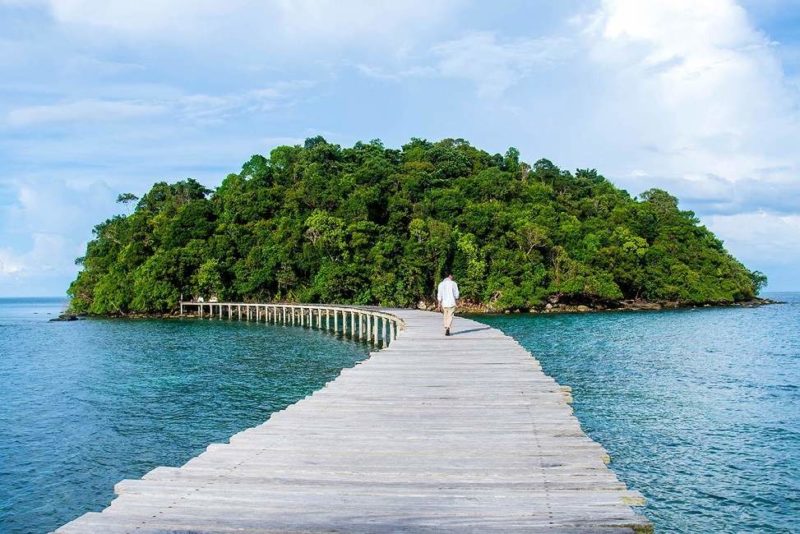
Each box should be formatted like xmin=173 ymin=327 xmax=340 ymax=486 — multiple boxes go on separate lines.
xmin=1 ymin=295 xmax=798 ymax=533
xmin=0 ymin=298 xmax=369 ymax=533
xmin=477 ymin=292 xmax=800 ymax=533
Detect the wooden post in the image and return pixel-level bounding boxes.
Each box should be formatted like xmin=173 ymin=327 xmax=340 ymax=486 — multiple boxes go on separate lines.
xmin=349 ymin=311 xmax=355 ymax=339
xmin=180 ymin=302 xmax=184 ymax=316
xmin=333 ymin=310 xmax=338 ymax=333
xmin=372 ymin=315 xmax=378 ymax=345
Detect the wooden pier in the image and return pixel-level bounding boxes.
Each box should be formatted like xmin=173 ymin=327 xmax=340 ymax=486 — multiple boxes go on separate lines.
xmin=178 ymin=302 xmax=403 ymax=347
xmin=57 ymin=305 xmax=651 ymax=533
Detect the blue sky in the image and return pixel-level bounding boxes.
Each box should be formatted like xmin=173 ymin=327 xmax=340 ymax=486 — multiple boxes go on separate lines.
xmin=0 ymin=0 xmax=799 ymax=296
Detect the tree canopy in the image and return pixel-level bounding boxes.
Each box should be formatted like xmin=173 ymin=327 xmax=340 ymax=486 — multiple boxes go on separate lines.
xmin=68 ymin=137 xmax=765 ymax=314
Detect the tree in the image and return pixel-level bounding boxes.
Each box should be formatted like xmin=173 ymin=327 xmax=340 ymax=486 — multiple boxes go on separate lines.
xmin=68 ymin=138 xmax=763 ymax=314
xmin=116 ymin=193 xmax=139 ymax=204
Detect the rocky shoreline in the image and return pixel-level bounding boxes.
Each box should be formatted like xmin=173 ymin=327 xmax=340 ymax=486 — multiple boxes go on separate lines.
xmin=440 ymin=296 xmax=781 ymax=315
xmin=56 ymin=296 xmax=780 ymax=321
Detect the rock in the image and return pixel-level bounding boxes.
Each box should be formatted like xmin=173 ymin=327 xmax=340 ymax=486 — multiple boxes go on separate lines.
xmin=576 ymin=305 xmax=591 ymax=312
xmin=621 ymin=300 xmax=662 ymax=311
xmin=545 ymin=303 xmax=553 ymax=310
xmin=50 ymin=313 xmax=82 ymax=322
xmin=417 ymin=300 xmax=427 ymax=310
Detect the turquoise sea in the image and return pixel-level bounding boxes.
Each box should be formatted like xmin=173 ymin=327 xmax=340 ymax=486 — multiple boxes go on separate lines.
xmin=0 ymin=298 xmax=370 ymax=533
xmin=1 ymin=294 xmax=798 ymax=533
xmin=478 ymin=293 xmax=800 ymax=533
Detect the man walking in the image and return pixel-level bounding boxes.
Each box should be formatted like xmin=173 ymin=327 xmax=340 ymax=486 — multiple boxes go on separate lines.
xmin=437 ymin=274 xmax=460 ymax=336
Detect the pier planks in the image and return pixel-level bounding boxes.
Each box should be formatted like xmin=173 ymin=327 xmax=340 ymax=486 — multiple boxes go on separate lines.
xmin=56 ymin=309 xmax=650 ymax=533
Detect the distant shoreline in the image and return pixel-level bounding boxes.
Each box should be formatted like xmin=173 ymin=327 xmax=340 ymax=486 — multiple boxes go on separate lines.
xmin=453 ymin=296 xmax=782 ymax=315
xmin=50 ymin=296 xmax=782 ymax=321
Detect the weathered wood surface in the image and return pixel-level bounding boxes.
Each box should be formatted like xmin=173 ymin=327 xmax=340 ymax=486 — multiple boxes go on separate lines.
xmin=56 ymin=309 xmax=651 ymax=533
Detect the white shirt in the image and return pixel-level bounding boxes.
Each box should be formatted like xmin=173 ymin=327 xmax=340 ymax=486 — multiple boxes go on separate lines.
xmin=437 ymin=278 xmax=460 ymax=308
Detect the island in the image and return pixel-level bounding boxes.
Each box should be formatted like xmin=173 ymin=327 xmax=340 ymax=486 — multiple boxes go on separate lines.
xmin=67 ymin=137 xmax=767 ymax=315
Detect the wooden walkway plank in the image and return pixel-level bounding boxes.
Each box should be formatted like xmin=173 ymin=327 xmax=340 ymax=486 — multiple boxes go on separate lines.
xmin=56 ymin=308 xmax=650 ymax=533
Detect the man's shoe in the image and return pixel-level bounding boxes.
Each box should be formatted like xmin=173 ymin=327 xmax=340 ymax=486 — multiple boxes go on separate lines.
xmin=445 ymin=328 xmax=450 ymax=336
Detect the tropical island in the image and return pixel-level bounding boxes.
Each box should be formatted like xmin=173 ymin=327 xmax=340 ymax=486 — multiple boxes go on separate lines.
xmin=67 ymin=137 xmax=767 ymax=315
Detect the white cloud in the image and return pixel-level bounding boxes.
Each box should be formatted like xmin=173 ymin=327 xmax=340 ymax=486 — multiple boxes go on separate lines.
xmin=579 ymin=0 xmax=800 ymax=190
xmin=707 ymin=212 xmax=800 ymax=266
xmin=0 ymin=176 xmax=119 ymax=294
xmin=6 ymin=99 xmax=165 ymax=126
xmin=0 ymin=248 xmax=23 ymax=275
xmin=0 ymin=233 xmax=71 ymax=278
xmin=5 ymin=81 xmax=314 ymax=127
xmin=356 ymin=63 xmax=436 ymax=82
xmin=270 ymin=0 xmax=459 ymax=46
xmin=432 ymin=32 xmax=569 ymax=97
xmin=43 ymin=0 xmax=460 ymax=49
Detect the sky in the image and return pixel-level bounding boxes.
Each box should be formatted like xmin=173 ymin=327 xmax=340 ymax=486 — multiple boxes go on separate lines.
xmin=0 ymin=0 xmax=799 ymax=296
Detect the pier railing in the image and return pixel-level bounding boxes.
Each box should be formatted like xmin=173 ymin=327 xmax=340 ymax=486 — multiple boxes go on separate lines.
xmin=179 ymin=302 xmax=404 ymax=347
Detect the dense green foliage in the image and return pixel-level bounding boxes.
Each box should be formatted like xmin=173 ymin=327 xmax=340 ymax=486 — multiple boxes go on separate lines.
xmin=68 ymin=137 xmax=765 ymax=314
